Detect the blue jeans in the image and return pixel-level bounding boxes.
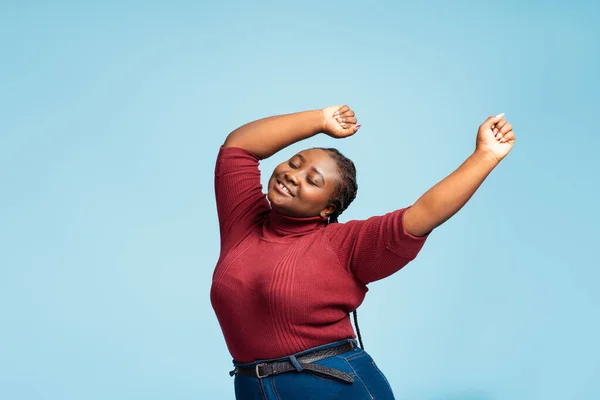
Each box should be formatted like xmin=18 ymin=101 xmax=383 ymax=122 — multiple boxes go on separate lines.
xmin=232 ymin=339 xmax=396 ymax=399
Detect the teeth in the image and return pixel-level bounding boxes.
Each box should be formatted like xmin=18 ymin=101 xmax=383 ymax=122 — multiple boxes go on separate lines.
xmin=279 ymin=182 xmax=291 ymax=194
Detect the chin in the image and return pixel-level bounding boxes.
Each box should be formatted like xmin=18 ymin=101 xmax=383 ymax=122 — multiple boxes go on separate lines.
xmin=267 ymin=195 xmax=294 ymax=216
xmin=267 ymin=190 xmax=284 ymax=208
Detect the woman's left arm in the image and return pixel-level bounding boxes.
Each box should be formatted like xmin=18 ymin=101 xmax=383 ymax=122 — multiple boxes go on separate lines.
xmin=403 ymin=114 xmax=516 ymax=237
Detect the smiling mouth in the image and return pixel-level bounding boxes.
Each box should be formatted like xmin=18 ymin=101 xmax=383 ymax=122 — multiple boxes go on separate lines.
xmin=276 ymin=180 xmax=293 ymax=196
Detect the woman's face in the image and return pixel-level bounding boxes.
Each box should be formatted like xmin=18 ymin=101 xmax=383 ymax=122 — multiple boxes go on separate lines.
xmin=267 ymin=149 xmax=339 ymax=218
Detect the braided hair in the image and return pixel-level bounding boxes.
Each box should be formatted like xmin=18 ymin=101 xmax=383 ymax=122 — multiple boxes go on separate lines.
xmin=312 ymin=147 xmax=358 ymax=225
xmin=314 ymin=148 xmax=364 ymax=347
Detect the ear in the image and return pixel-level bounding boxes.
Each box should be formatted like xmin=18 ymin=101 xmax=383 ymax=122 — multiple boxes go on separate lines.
xmin=320 ymin=204 xmax=336 ymax=219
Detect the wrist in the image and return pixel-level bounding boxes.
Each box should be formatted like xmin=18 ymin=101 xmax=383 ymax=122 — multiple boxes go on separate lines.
xmin=472 ymin=148 xmax=501 ymax=167
xmin=317 ymin=109 xmax=326 ymax=133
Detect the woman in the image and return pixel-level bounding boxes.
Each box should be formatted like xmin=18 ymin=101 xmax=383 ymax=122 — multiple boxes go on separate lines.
xmin=211 ymin=105 xmax=515 ymax=399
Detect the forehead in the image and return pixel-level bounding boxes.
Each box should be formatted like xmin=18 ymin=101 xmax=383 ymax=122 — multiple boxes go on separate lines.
xmin=295 ymin=149 xmax=339 ymax=175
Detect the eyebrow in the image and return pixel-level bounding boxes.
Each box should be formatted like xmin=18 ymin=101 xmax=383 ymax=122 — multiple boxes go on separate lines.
xmin=295 ymin=154 xmax=325 ymax=183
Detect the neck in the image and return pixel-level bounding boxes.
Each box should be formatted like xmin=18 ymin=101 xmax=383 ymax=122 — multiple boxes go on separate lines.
xmin=263 ymin=208 xmax=327 ymax=238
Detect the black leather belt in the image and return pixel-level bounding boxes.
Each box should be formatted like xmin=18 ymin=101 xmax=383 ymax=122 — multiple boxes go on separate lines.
xmin=230 ymin=341 xmax=356 ymax=383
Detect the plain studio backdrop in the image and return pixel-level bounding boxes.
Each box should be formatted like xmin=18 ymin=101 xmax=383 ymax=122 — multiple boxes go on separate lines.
xmin=1 ymin=1 xmax=598 ymax=399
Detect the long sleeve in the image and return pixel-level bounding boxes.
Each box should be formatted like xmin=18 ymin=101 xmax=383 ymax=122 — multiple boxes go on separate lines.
xmin=214 ymin=146 xmax=270 ymax=252
xmin=325 ymin=207 xmax=429 ymax=284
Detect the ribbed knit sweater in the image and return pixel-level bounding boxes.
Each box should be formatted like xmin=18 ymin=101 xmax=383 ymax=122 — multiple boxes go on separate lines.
xmin=211 ymin=146 xmax=428 ymax=363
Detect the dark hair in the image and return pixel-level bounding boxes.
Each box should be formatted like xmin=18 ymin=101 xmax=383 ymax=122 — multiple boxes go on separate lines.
xmin=314 ymin=148 xmax=364 ymax=349
xmin=313 ymin=147 xmax=358 ymax=225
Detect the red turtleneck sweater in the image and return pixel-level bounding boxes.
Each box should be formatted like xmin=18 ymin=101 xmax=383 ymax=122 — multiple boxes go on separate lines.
xmin=211 ymin=146 xmax=428 ymax=363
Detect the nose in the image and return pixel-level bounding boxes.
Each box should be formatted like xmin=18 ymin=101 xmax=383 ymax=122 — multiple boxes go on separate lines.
xmin=284 ymin=171 xmax=299 ymax=186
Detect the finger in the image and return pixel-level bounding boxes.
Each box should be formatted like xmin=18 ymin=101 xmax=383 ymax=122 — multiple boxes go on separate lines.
xmin=333 ymin=105 xmax=350 ymax=116
xmin=499 ymin=122 xmax=512 ymax=135
xmin=481 ymin=113 xmax=505 ymax=130
xmin=496 ymin=127 xmax=512 ymax=141
xmin=339 ymin=122 xmax=356 ymax=130
xmin=495 ymin=118 xmax=507 ymax=130
xmin=494 ymin=119 xmax=508 ymax=138
xmin=336 ymin=116 xmax=357 ymax=125
xmin=342 ymin=124 xmax=361 ymax=135
xmin=500 ymin=131 xmax=515 ymax=143
xmin=341 ymin=109 xmax=355 ymax=118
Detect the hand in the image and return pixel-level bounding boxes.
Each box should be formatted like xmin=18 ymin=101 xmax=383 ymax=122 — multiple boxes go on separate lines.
xmin=320 ymin=105 xmax=361 ymax=138
xmin=475 ymin=113 xmax=516 ymax=163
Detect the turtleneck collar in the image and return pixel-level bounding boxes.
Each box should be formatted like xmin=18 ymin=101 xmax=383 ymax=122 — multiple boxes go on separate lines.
xmin=263 ymin=208 xmax=327 ymax=239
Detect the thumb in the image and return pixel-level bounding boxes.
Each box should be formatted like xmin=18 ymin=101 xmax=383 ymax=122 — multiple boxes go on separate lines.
xmin=481 ymin=113 xmax=505 ymax=129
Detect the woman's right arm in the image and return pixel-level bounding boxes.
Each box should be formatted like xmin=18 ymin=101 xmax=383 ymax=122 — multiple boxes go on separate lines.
xmin=224 ymin=106 xmax=361 ymax=159
xmin=215 ymin=105 xmax=359 ymax=251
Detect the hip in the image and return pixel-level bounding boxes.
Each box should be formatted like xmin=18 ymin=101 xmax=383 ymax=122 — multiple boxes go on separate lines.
xmin=231 ymin=339 xmax=395 ymax=400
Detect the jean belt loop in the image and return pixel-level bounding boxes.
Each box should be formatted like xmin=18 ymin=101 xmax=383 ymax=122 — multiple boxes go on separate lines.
xmin=289 ymin=355 xmax=303 ymax=372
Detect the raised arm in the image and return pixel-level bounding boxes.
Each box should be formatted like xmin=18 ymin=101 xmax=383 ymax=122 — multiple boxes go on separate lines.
xmin=403 ymin=114 xmax=516 ymax=237
xmin=223 ymin=106 xmax=361 ymax=160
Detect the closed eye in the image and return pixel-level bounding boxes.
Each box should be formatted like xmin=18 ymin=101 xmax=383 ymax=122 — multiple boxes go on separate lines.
xmin=307 ymin=177 xmax=318 ymax=186
xmin=289 ymin=162 xmax=299 ymax=169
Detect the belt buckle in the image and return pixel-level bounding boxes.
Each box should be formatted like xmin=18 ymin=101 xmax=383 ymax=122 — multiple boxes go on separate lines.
xmin=255 ymin=363 xmax=268 ymax=379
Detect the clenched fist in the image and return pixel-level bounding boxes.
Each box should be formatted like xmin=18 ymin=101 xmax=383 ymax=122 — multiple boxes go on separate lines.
xmin=476 ymin=113 xmax=516 ymax=163
xmin=320 ymin=105 xmax=361 ymax=138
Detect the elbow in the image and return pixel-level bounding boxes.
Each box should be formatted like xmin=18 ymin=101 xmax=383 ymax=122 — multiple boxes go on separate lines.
xmin=223 ymin=136 xmax=240 ymax=148
xmin=405 ymin=225 xmax=431 ymax=238
xmin=402 ymin=206 xmax=433 ymax=238
xmin=221 ymin=137 xmax=264 ymax=160
xmin=222 ymin=133 xmax=267 ymax=160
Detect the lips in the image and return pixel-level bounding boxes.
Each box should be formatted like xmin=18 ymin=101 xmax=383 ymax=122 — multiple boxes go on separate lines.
xmin=276 ymin=180 xmax=294 ymax=197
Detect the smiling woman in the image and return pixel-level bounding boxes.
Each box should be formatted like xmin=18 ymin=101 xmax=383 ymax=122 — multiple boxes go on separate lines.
xmin=211 ymin=105 xmax=515 ymax=400
xmin=268 ymin=149 xmax=341 ymax=219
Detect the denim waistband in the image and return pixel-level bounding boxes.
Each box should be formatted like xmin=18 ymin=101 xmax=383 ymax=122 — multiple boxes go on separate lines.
xmin=232 ymin=338 xmax=358 ymax=367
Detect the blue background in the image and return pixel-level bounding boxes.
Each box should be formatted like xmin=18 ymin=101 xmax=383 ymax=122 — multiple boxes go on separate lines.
xmin=1 ymin=1 xmax=599 ymax=399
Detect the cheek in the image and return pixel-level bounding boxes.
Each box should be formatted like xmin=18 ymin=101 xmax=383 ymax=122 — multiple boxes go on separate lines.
xmin=269 ymin=167 xmax=284 ymax=185
xmin=299 ymin=186 xmax=332 ymax=208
